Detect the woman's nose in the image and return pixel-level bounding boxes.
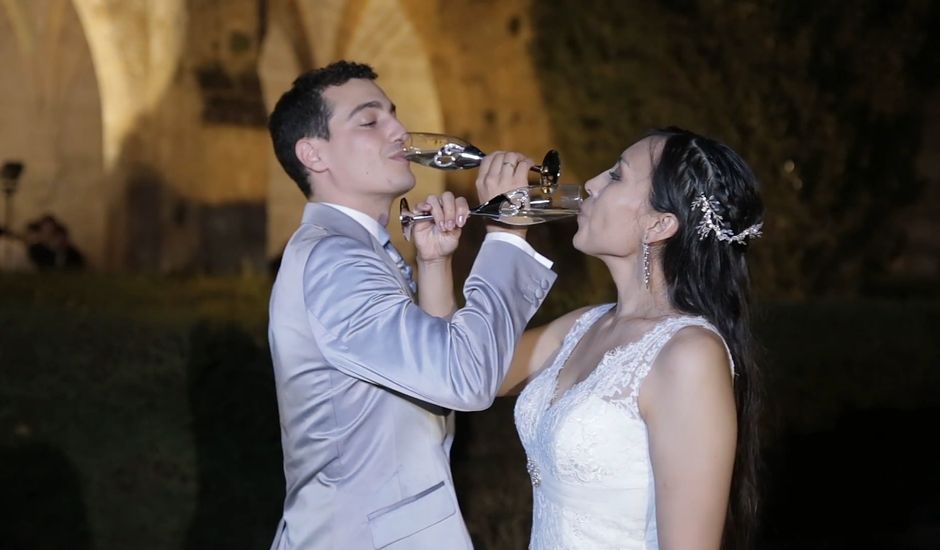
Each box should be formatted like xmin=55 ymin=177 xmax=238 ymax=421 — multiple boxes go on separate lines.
xmin=584 ymin=178 xmax=598 ymax=197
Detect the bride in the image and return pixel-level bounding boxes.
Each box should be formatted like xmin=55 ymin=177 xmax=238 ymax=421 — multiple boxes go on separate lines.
xmin=493 ymin=128 xmax=763 ymax=549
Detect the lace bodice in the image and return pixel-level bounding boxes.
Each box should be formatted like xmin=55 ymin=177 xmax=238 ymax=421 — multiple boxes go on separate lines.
xmin=514 ymin=305 xmax=732 ymax=549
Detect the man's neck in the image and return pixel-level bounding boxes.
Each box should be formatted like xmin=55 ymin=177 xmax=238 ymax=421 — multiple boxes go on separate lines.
xmin=311 ymin=195 xmax=391 ymax=226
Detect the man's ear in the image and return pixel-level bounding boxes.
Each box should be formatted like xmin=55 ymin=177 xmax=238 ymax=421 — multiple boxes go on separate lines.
xmin=295 ymin=138 xmax=328 ymax=173
xmin=646 ymin=212 xmax=679 ymax=245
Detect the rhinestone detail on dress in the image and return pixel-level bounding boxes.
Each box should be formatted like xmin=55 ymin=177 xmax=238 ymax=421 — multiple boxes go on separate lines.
xmin=527 ymin=457 xmax=542 ymax=487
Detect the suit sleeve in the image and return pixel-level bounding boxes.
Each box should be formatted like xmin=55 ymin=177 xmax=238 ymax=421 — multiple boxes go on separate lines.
xmin=303 ymin=235 xmax=556 ymax=411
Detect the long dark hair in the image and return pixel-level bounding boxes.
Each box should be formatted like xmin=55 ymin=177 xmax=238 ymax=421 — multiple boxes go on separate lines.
xmin=647 ymin=127 xmax=764 ymax=549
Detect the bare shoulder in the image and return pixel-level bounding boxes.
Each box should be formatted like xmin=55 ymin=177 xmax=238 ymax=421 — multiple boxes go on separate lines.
xmin=644 ymin=326 xmax=733 ymax=401
xmin=658 ymin=325 xmax=730 ymax=374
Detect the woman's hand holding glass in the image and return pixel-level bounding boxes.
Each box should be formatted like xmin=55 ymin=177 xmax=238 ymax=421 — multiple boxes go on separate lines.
xmin=475 ymin=151 xmax=535 ymax=237
xmin=398 ymin=134 xmax=582 ymax=239
xmin=407 ymin=149 xmax=535 ymax=259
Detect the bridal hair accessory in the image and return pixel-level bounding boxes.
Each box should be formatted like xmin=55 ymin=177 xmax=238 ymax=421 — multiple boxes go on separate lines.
xmin=691 ymin=193 xmax=763 ymax=244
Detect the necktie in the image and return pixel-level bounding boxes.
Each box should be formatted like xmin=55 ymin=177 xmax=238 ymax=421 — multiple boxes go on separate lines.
xmin=383 ymin=240 xmax=417 ymax=295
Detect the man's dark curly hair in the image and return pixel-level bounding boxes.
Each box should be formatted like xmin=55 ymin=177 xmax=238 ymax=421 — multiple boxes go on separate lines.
xmin=268 ymin=61 xmax=378 ymax=197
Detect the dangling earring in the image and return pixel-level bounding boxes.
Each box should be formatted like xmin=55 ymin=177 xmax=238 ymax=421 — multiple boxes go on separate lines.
xmin=642 ymin=241 xmax=651 ymax=291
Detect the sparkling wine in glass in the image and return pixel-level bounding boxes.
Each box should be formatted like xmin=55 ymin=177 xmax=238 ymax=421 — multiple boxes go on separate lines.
xmin=401 ymin=132 xmax=561 ymax=190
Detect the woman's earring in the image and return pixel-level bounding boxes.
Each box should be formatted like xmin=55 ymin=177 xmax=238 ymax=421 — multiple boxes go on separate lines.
xmin=642 ymin=242 xmax=651 ymax=290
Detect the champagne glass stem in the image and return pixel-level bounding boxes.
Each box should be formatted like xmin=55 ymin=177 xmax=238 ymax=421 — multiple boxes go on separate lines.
xmin=401 ymin=196 xmax=503 ymax=225
xmin=400 ymin=196 xmax=504 ymax=240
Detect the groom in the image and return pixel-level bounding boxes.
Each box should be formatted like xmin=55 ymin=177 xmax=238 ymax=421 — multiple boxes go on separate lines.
xmin=266 ymin=60 xmax=556 ymax=549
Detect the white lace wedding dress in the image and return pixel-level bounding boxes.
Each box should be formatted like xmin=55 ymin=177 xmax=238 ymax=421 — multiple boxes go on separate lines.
xmin=514 ymin=304 xmax=732 ymax=549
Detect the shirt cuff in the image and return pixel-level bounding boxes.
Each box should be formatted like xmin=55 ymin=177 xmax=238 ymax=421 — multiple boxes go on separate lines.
xmin=483 ymin=232 xmax=554 ymax=269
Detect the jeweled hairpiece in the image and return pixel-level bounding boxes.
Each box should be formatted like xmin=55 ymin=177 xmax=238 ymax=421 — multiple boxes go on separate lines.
xmin=691 ymin=193 xmax=763 ymax=244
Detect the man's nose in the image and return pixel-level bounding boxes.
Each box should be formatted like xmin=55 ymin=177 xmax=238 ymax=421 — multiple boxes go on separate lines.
xmin=390 ymin=121 xmax=408 ymax=143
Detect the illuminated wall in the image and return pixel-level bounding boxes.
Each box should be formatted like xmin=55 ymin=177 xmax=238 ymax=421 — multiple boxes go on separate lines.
xmin=0 ymin=0 xmax=552 ymax=271
xmin=0 ymin=0 xmax=105 ymax=266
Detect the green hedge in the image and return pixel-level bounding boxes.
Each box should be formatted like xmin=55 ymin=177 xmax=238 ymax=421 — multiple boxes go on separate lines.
xmin=1 ymin=274 xmax=937 ymax=548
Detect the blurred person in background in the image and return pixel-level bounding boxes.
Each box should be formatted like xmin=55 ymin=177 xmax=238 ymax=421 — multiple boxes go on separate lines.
xmin=25 ymin=214 xmax=85 ymax=271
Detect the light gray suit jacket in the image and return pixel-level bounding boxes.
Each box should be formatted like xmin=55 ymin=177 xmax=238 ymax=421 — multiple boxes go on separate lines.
xmin=268 ymin=203 xmax=556 ymax=549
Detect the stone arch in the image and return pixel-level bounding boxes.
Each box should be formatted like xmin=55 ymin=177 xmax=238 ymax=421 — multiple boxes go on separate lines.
xmin=70 ymin=0 xmax=185 ymax=171
xmin=73 ymin=0 xmax=272 ymax=273
xmin=261 ymin=0 xmax=446 ymax=259
xmin=0 ymin=0 xmax=106 ymax=265
xmin=259 ymin=0 xmax=310 ymax=259
xmin=3 ymin=0 xmax=553 ymax=272
xmin=340 ymin=0 xmax=446 ymax=254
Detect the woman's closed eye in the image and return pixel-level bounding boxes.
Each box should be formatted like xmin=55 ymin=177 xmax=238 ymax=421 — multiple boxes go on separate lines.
xmin=359 ymin=120 xmax=377 ymax=128
xmin=608 ymin=168 xmax=621 ymax=181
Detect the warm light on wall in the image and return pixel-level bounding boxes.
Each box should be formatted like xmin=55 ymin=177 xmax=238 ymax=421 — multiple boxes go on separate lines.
xmin=71 ymin=0 xmax=186 ymax=170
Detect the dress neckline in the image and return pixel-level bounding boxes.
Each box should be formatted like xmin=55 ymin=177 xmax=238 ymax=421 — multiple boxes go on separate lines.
xmin=546 ymin=306 xmax=691 ymax=410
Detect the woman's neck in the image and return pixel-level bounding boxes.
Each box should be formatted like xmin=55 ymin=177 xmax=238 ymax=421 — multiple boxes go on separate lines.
xmin=605 ymin=255 xmax=678 ymax=321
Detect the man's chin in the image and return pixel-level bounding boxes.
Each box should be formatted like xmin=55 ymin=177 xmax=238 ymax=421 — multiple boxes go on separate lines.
xmin=393 ymin=177 xmax=417 ymax=196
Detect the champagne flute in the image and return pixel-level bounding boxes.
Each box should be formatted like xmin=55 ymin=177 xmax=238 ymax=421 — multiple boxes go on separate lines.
xmin=401 ymin=132 xmax=561 ymax=190
xmin=399 ymin=183 xmax=583 ymax=241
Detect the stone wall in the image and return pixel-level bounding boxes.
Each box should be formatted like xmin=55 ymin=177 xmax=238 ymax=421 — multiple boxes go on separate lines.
xmin=3 ymin=0 xmax=936 ymax=283
xmin=0 ymin=0 xmax=555 ymax=272
xmin=0 ymin=0 xmax=106 ymax=267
